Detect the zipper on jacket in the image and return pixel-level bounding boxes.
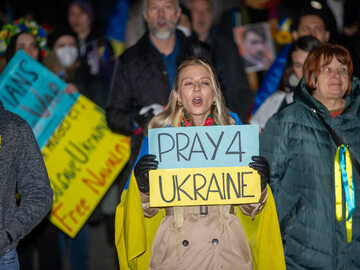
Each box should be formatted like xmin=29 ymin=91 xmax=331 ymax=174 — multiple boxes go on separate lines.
xmin=311 ymin=107 xmax=337 ymax=269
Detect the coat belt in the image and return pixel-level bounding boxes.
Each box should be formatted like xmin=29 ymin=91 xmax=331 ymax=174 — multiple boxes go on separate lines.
xmin=165 ymin=205 xmax=235 ymax=215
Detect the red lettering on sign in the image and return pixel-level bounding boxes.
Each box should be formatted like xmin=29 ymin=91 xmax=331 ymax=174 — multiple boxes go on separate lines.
xmin=52 ymin=198 xmax=91 ymax=232
xmin=52 ymin=203 xmax=73 ymax=232
xmin=69 ymin=210 xmax=77 ymax=224
xmin=82 ymin=147 xmax=125 ymax=194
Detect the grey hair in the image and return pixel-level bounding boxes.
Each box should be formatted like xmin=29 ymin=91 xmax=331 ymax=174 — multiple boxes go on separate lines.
xmin=143 ymin=0 xmax=180 ymax=11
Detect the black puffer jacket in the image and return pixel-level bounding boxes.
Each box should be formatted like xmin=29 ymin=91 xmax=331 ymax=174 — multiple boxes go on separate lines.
xmin=260 ymin=78 xmax=360 ymax=269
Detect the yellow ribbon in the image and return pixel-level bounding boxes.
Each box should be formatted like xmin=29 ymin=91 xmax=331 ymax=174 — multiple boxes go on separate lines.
xmin=334 ymin=144 xmax=354 ymax=242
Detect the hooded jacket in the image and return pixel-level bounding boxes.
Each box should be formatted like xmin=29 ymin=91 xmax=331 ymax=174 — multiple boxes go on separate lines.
xmin=0 ymin=101 xmax=53 ymax=258
xmin=260 ymin=78 xmax=360 ymax=269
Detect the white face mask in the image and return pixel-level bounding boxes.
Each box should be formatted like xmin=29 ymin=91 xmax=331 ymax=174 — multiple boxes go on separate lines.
xmin=55 ymin=46 xmax=78 ymax=68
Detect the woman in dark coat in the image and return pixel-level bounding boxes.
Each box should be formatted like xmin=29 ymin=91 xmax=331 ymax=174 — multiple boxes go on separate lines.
xmin=260 ymin=44 xmax=360 ymax=269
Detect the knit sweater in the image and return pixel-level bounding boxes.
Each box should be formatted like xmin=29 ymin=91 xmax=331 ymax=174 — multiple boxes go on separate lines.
xmin=0 ymin=101 xmax=53 ymax=258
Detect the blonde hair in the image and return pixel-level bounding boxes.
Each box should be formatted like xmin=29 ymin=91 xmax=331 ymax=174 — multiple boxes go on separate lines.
xmin=148 ymin=57 xmax=235 ymax=231
xmin=147 ymin=57 xmax=234 ymax=133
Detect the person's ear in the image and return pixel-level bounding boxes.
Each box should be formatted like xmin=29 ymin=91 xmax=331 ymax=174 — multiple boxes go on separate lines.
xmin=176 ymin=6 xmax=182 ymax=22
xmin=143 ymin=9 xmax=148 ymax=23
xmin=292 ymin=30 xmax=299 ymax=41
xmin=312 ymin=74 xmax=318 ymax=92
xmin=175 ymin=89 xmax=181 ymax=102
xmin=324 ymin=31 xmax=330 ymax=43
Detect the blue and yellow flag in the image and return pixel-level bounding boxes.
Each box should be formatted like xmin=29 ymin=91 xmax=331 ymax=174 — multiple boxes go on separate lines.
xmin=251 ymin=17 xmax=293 ymax=115
xmin=115 ymin=174 xmax=286 ymax=270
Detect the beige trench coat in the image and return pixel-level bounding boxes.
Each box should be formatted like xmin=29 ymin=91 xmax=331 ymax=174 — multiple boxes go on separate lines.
xmin=140 ymin=189 xmax=268 ymax=270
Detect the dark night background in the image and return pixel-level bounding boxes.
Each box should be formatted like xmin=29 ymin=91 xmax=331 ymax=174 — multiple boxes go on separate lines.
xmin=0 ymin=0 xmax=129 ymax=37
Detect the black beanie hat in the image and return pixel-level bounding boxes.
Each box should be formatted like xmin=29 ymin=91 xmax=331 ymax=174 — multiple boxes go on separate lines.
xmin=47 ymin=25 xmax=78 ymax=50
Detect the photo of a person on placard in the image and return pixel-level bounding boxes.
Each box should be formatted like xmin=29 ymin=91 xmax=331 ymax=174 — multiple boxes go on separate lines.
xmin=234 ymin=23 xmax=275 ymax=73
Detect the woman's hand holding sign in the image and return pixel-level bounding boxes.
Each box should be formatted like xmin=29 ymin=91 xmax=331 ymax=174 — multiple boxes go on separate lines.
xmin=249 ymin=156 xmax=270 ymax=191
xmin=134 ymin=154 xmax=158 ymax=193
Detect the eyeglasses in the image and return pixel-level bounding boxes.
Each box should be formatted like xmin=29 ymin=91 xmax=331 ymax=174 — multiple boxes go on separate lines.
xmin=319 ymin=67 xmax=349 ymax=77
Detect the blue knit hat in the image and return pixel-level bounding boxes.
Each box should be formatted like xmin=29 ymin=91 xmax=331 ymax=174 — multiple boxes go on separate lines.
xmin=68 ymin=0 xmax=94 ymax=23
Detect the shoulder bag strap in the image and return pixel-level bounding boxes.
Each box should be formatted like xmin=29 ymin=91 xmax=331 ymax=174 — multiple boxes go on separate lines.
xmin=316 ymin=111 xmax=360 ymax=175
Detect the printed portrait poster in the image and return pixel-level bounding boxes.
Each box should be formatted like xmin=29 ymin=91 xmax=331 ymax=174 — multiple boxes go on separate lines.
xmin=233 ymin=22 xmax=275 ymax=73
xmin=0 ymin=50 xmax=130 ymax=237
xmin=147 ymin=125 xmax=262 ymax=207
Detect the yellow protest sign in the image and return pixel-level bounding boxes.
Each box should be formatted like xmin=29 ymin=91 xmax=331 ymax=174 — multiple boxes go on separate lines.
xmin=150 ymin=166 xmax=261 ymax=207
xmin=42 ymin=95 xmax=130 ymax=237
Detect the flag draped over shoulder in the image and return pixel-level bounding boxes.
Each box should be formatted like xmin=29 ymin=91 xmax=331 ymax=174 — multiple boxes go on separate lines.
xmin=115 ymin=176 xmax=286 ymax=270
xmin=237 ymin=187 xmax=286 ymax=269
xmin=115 ymin=171 xmax=163 ymax=270
xmin=252 ymin=44 xmax=291 ymax=114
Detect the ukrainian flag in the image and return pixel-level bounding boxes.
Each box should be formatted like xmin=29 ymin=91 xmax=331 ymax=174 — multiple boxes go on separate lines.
xmin=115 ymin=138 xmax=286 ymax=269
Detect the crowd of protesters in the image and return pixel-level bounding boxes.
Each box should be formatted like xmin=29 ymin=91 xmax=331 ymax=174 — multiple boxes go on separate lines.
xmin=0 ymin=0 xmax=360 ymax=269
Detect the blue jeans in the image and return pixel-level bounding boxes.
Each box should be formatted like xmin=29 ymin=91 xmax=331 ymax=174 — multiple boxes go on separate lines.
xmin=0 ymin=249 xmax=20 ymax=270
xmin=58 ymin=223 xmax=89 ymax=270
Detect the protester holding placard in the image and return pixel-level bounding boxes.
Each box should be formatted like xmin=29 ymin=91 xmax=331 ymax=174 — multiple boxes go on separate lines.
xmin=115 ymin=57 xmax=286 ymax=270
xmin=44 ymin=23 xmax=118 ymax=270
xmin=45 ymin=24 xmax=109 ymax=108
xmin=2 ymin=19 xmax=47 ymax=63
xmin=261 ymin=44 xmax=360 ymax=268
xmin=44 ymin=25 xmax=80 ymax=91
xmin=44 ymin=24 xmax=90 ymax=270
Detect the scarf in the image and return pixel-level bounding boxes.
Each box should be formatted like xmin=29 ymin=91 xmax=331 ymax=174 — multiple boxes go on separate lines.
xmin=177 ymin=112 xmax=217 ymax=127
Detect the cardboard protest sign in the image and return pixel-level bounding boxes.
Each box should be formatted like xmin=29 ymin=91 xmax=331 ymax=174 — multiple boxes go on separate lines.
xmin=150 ymin=166 xmax=259 ymax=207
xmin=148 ymin=125 xmax=260 ymax=207
xmin=0 ymin=51 xmax=130 ymax=237
xmin=0 ymin=50 xmax=78 ymax=149
xmin=43 ymin=96 xmax=130 ymax=237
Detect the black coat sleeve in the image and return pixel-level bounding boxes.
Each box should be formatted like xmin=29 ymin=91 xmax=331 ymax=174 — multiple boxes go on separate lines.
xmin=106 ymin=57 xmax=137 ymax=135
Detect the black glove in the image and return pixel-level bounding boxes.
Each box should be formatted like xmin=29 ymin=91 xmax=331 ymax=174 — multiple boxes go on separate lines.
xmin=134 ymin=154 xmax=159 ymax=193
xmin=135 ymin=108 xmax=155 ymax=129
xmin=249 ymin=156 xmax=270 ymax=191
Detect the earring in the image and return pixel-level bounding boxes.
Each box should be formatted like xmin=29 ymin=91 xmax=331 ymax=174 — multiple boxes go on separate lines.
xmin=212 ymin=101 xmax=216 ymax=106
xmin=178 ymin=100 xmax=183 ymax=107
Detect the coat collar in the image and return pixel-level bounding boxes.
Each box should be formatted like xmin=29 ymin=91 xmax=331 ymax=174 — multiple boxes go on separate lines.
xmin=135 ymin=30 xmax=193 ymax=65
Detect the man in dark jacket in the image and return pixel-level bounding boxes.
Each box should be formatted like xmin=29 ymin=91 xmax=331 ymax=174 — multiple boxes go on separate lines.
xmin=106 ymin=0 xmax=211 ymax=192
xmin=0 ymin=101 xmax=53 ymax=269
